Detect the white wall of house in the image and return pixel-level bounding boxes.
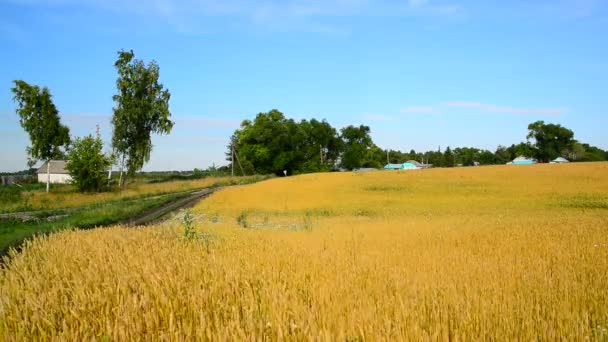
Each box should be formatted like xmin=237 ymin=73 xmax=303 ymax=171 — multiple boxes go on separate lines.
xmin=37 ymin=173 xmax=72 ymax=184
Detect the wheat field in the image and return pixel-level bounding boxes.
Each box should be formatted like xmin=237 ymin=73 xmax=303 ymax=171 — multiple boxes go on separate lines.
xmin=1 ymin=163 xmax=607 ymax=340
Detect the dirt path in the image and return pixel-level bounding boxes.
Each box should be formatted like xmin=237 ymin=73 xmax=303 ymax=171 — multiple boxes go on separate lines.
xmin=123 ymin=188 xmax=218 ymax=226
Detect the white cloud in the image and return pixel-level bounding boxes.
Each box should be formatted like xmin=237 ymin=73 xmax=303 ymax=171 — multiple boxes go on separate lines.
xmin=6 ymin=0 xmax=462 ymax=34
xmin=400 ymin=106 xmax=442 ymax=114
xmin=362 ymin=113 xmax=401 ymax=121
xmin=446 ymin=101 xmax=566 ymax=116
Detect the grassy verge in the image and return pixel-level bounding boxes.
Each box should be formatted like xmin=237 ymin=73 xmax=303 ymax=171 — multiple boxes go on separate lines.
xmin=0 ymin=174 xmax=272 ymax=257
xmin=0 ymin=192 xmax=190 ymax=257
xmin=0 ymin=174 xmax=273 ymax=214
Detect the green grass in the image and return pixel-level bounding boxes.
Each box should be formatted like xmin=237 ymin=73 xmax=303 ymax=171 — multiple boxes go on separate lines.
xmin=0 ymin=174 xmax=273 ymax=257
xmin=0 ymin=192 xmax=189 ymax=258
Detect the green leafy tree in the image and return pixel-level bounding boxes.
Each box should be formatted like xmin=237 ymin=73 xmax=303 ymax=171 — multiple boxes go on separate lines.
xmin=527 ymin=121 xmax=575 ymax=162
xmin=478 ymin=150 xmax=496 ymax=165
xmin=66 ymin=134 xmax=112 ymax=192
xmin=228 ymin=110 xmax=343 ymax=175
xmin=443 ymin=146 xmax=454 ymax=167
xmin=299 ymin=119 xmax=342 ymax=171
xmin=340 ymin=125 xmax=372 ymax=170
xmin=362 ymin=144 xmax=385 ymax=169
xmin=230 ymin=110 xmax=290 ymax=175
xmin=494 ymin=145 xmax=511 ymax=164
xmin=507 ymin=142 xmax=536 ymax=160
xmin=11 ymin=80 xmax=70 ymax=192
xmin=579 ymin=144 xmax=608 ymax=162
xmin=111 ymin=50 xmax=174 ymax=186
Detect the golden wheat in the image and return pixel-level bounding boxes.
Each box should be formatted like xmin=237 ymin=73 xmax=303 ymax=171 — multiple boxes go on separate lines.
xmin=1 ymin=163 xmax=607 ymax=340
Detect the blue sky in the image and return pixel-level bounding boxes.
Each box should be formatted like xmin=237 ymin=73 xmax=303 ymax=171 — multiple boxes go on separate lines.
xmin=1 ymin=0 xmax=607 ymax=172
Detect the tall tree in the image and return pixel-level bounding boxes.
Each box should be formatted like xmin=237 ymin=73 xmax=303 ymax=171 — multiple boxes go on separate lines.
xmin=11 ymin=80 xmax=70 ymax=192
xmin=299 ymin=118 xmax=342 ymax=171
xmin=111 ymin=50 xmax=173 ymax=185
xmin=229 ymin=110 xmax=307 ymax=175
xmin=340 ymin=125 xmax=372 ymax=170
xmin=527 ymin=121 xmax=574 ymax=162
xmin=443 ymin=146 xmax=454 ymax=167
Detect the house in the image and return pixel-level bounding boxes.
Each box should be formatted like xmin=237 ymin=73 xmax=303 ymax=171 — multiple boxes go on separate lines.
xmin=384 ymin=160 xmax=422 ymax=170
xmin=508 ymin=156 xmax=537 ymax=165
xmin=550 ymin=157 xmax=570 ymax=164
xmin=37 ymin=160 xmax=72 ymax=184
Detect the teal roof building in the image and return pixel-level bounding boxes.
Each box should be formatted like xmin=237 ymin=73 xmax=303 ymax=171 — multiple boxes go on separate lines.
xmin=384 ymin=161 xmax=422 ymax=170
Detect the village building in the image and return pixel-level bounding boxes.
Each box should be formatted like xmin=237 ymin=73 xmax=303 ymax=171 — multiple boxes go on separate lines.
xmin=384 ymin=160 xmax=424 ymax=170
xmin=37 ymin=160 xmax=72 ymax=184
xmin=508 ymin=156 xmax=537 ymax=165
xmin=550 ymin=157 xmax=570 ymax=164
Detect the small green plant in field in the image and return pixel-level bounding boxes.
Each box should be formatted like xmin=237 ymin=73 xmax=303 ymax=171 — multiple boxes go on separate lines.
xmin=303 ymin=213 xmax=313 ymax=231
xmin=237 ymin=211 xmax=249 ymax=228
xmin=183 ymin=211 xmax=196 ymax=240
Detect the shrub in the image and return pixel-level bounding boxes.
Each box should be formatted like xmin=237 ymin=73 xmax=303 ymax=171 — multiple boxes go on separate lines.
xmin=66 ymin=135 xmax=112 ymax=192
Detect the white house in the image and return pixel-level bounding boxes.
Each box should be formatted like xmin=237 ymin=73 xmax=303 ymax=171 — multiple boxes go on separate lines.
xmin=507 ymin=156 xmax=537 ymax=165
xmin=37 ymin=160 xmax=72 ymax=184
xmin=550 ymin=157 xmax=570 ymax=164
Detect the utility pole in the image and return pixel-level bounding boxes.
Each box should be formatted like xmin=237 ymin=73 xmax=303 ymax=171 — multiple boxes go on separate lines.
xmin=231 ymin=145 xmax=234 ymax=177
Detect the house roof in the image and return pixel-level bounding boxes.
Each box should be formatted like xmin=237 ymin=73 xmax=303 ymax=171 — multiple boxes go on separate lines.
xmin=513 ymin=156 xmax=536 ymax=162
xmin=37 ymin=160 xmax=69 ymax=174
xmin=405 ymin=160 xmax=423 ymax=166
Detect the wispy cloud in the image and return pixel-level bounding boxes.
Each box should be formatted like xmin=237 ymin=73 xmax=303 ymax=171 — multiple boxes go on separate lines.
xmin=446 ymin=101 xmax=566 ymax=116
xmin=362 ymin=113 xmax=401 ymax=121
xmin=400 ymin=106 xmax=443 ymax=114
xmin=5 ymin=0 xmax=462 ymax=34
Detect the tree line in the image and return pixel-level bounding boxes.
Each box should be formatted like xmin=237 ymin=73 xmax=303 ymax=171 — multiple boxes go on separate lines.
xmin=228 ymin=110 xmax=608 ymax=175
xmin=11 ymin=50 xmax=172 ymax=192
xmin=10 ymin=50 xmax=607 ymax=191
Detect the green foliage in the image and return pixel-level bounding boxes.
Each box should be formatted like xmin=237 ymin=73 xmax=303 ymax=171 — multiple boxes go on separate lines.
xmin=340 ymin=125 xmax=372 ymax=170
xmin=226 ymin=113 xmax=605 ymax=175
xmin=237 ymin=211 xmax=249 ymax=228
xmin=229 ymin=110 xmax=342 ymax=175
xmin=0 ymin=191 xmax=191 ymax=256
xmin=0 ymin=187 xmax=21 ymax=205
xmin=507 ymin=143 xmax=536 ymax=159
xmin=579 ymin=144 xmax=608 ymax=162
xmin=111 ymin=50 xmax=174 ymax=177
xmin=10 ymin=80 xmax=71 ymax=167
xmin=362 ymin=145 xmax=385 ymax=169
xmin=183 ymin=211 xmax=196 ymax=239
xmin=66 ymin=135 xmax=112 ymax=192
xmin=443 ymin=147 xmax=454 ymax=167
xmin=527 ymin=121 xmax=575 ymax=162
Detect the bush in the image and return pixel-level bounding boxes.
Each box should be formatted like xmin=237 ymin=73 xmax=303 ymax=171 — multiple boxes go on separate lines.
xmin=66 ymin=135 xmax=112 ymax=192
xmin=0 ymin=186 xmax=21 ymax=205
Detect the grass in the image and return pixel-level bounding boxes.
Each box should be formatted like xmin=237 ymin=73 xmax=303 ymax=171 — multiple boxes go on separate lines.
xmin=0 ymin=191 xmax=192 ymax=257
xmin=1 ymin=163 xmax=607 ymax=339
xmin=0 ymin=174 xmax=271 ymax=214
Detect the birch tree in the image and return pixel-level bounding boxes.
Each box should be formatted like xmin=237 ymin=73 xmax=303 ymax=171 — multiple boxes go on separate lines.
xmin=111 ymin=50 xmax=173 ymax=186
xmin=11 ymin=80 xmax=70 ymax=192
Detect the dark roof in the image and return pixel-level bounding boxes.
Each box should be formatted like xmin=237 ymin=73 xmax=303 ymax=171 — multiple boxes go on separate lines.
xmin=37 ymin=160 xmax=69 ymax=174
